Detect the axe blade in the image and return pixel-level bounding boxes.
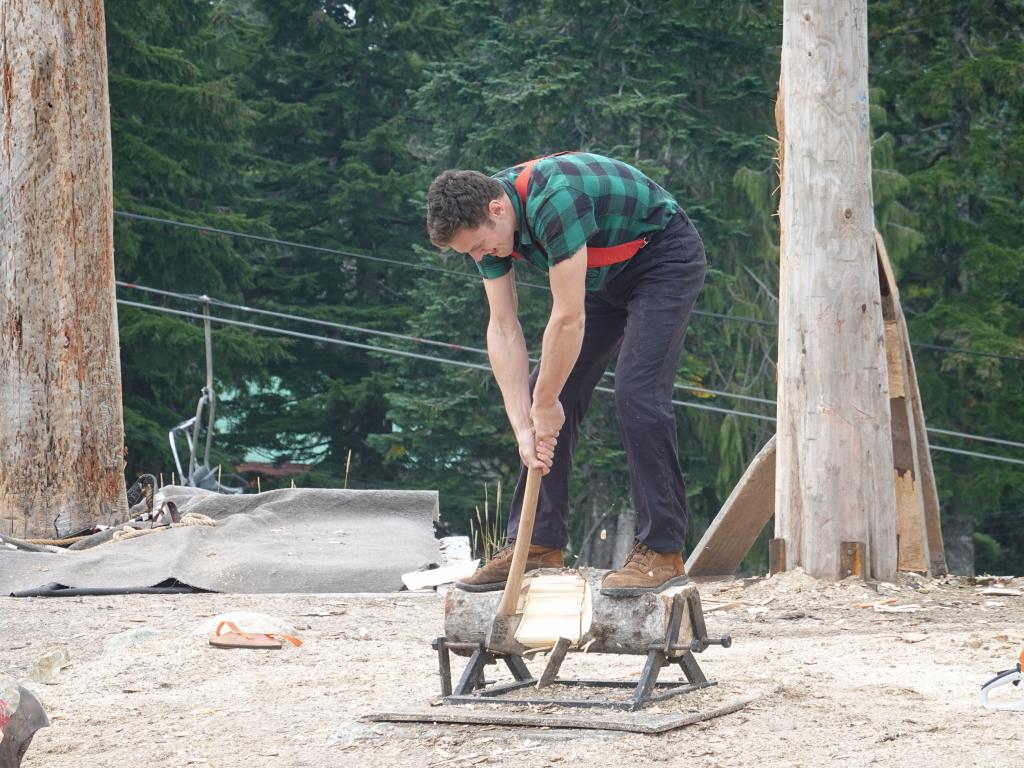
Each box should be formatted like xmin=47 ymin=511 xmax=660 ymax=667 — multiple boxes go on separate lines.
xmin=0 ymin=685 xmax=49 ymax=767
xmin=485 ymin=612 xmax=528 ymax=657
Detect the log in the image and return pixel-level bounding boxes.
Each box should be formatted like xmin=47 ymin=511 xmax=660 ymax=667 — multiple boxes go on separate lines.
xmin=1 ymin=0 xmax=127 ymax=538
xmin=444 ymin=568 xmax=697 ymax=656
xmin=775 ymin=0 xmax=897 ymax=580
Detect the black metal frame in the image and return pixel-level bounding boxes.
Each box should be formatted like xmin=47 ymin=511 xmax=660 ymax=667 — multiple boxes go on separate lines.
xmin=433 ymin=589 xmax=731 ymax=712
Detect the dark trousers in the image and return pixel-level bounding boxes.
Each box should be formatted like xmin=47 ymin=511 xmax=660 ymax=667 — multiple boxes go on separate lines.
xmin=506 ymin=211 xmax=707 ymax=554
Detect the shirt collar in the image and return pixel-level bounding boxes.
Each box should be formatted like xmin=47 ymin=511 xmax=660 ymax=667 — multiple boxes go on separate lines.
xmin=499 ymin=176 xmax=534 ymax=251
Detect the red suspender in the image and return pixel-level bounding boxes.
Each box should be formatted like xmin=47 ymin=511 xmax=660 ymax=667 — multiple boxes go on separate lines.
xmin=513 ymin=154 xmax=647 ymax=267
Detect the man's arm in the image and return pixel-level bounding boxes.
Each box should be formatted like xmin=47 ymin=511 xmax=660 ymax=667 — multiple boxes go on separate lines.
xmin=482 ymin=270 xmax=533 ymax=441
xmin=531 ymin=245 xmax=588 ymax=439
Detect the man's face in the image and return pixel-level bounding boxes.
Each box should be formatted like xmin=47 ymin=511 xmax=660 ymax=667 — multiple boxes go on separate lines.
xmin=447 ymin=196 xmax=517 ymax=263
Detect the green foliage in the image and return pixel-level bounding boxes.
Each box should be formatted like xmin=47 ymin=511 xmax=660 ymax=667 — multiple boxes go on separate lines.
xmin=106 ymin=0 xmax=1023 ymax=572
xmin=870 ymin=0 xmax=1024 ymax=572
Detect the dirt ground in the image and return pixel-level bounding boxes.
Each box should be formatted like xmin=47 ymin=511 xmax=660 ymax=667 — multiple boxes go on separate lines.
xmin=3 ymin=569 xmax=1023 ymax=768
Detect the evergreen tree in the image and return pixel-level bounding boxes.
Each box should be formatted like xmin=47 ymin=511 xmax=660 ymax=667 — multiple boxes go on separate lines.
xmin=403 ymin=0 xmax=783 ymax=557
xmin=870 ymin=0 xmax=1024 ymax=572
xmin=107 ymin=0 xmax=284 ymax=481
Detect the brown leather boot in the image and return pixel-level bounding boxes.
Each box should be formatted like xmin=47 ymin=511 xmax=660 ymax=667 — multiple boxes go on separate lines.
xmin=455 ymin=542 xmax=564 ymax=592
xmin=600 ymin=541 xmax=689 ymax=596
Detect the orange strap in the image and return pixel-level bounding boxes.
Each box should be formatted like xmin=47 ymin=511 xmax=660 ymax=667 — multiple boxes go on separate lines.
xmin=513 ymin=154 xmax=647 ymax=267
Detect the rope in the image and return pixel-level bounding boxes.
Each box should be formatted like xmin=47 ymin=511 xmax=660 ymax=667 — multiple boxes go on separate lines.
xmin=23 ymin=536 xmax=90 ymax=547
xmin=111 ymin=512 xmax=217 ymax=543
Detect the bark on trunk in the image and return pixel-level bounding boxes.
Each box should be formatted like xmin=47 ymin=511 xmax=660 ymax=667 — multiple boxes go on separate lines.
xmin=774 ymin=0 xmax=897 ymax=580
xmin=1 ymin=0 xmax=127 ymax=538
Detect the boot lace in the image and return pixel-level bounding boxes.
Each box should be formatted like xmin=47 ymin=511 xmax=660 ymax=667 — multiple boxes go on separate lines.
xmin=623 ymin=541 xmax=656 ymax=570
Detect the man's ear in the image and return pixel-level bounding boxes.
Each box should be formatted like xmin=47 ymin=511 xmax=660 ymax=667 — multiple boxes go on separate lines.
xmin=487 ymin=197 xmax=505 ymax=219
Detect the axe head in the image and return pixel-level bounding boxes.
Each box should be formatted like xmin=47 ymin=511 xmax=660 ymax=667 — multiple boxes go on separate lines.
xmin=485 ymin=612 xmax=528 ymax=657
xmin=0 ymin=685 xmax=49 ymax=767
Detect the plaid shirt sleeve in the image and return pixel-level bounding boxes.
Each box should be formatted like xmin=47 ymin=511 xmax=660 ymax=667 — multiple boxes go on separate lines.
xmin=476 ymin=254 xmax=513 ymax=280
xmin=532 ymin=186 xmax=599 ymax=265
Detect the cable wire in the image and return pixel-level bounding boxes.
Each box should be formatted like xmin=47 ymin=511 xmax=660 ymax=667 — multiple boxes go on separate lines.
xmin=925 ymin=445 xmax=1024 ymax=467
xmin=116 ymin=299 xmax=777 ymax=423
xmin=925 ymin=428 xmax=1024 ymax=451
xmin=114 ymin=209 xmax=1024 ymax=362
xmin=117 ymin=298 xmax=1022 ymax=465
xmin=115 ymin=211 xmax=477 ymax=281
xmin=116 ymin=280 xmax=777 ymax=406
xmin=117 ymin=282 xmax=1024 ymax=450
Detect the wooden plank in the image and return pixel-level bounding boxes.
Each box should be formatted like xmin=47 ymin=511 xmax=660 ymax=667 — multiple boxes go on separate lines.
xmin=885 ymin=323 xmax=906 ymax=398
xmin=369 ymin=695 xmax=757 ymax=734
xmin=876 ymin=230 xmax=943 ymax=575
xmin=900 ymin=313 xmax=948 ymax=575
xmin=894 ymin=471 xmax=928 ymax=571
xmin=875 ymin=230 xmax=901 ymax=305
xmin=686 ymin=436 xmax=776 ymax=577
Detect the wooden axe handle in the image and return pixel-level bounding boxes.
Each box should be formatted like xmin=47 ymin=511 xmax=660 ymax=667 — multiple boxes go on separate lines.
xmin=495 ymin=466 xmax=542 ymax=617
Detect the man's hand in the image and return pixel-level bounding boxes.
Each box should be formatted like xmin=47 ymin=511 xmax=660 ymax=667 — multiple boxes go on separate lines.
xmin=516 ymin=426 xmax=558 ymax=475
xmin=531 ymin=399 xmax=565 ymax=445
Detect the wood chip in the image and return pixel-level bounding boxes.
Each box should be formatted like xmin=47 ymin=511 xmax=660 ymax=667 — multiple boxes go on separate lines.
xmin=874 ymin=603 xmax=923 ymax=613
xmin=858 ymin=597 xmax=897 ymax=608
xmin=705 ymin=601 xmax=744 ymax=613
xmin=900 ymin=632 xmax=928 ymax=643
xmin=981 ymin=587 xmax=1022 ymax=597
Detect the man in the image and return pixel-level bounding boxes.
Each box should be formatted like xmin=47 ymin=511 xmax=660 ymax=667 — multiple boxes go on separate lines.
xmin=426 ymin=152 xmax=706 ymax=596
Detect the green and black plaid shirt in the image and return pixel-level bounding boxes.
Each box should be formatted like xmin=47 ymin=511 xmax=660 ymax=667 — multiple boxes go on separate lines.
xmin=478 ymin=152 xmax=681 ymax=291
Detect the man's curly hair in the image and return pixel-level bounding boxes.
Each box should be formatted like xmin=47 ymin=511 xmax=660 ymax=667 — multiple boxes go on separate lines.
xmin=426 ymin=170 xmax=504 ymax=247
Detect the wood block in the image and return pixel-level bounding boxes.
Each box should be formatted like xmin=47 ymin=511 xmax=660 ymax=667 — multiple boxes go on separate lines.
xmin=840 ymin=541 xmax=865 ymax=578
xmin=769 ymin=538 xmax=786 ymax=575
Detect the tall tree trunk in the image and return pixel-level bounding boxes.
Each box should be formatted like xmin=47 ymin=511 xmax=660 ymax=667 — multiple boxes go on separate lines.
xmin=774 ymin=0 xmax=896 ymax=580
xmin=1 ymin=0 xmax=127 ymax=539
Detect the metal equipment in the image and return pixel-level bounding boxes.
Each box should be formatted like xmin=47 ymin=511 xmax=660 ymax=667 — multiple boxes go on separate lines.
xmin=433 ymin=586 xmax=731 ymax=712
xmin=980 ymin=650 xmax=1024 ymax=711
xmin=0 ymin=685 xmax=48 ymax=767
xmin=168 ymin=296 xmax=242 ymax=493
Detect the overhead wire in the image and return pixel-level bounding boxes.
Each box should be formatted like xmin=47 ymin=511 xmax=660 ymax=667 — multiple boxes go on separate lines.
xmin=117 ymin=281 xmax=1024 ymax=452
xmin=117 ymin=299 xmax=777 ymax=422
xmin=116 ymin=280 xmax=777 ymax=406
xmin=113 ymin=210 xmax=1022 ymax=363
xmin=117 ymin=297 xmax=1024 ymax=466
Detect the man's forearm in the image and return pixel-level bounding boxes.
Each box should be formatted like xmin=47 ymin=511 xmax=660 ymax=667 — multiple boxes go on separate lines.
xmin=533 ymin=311 xmax=585 ymax=408
xmin=487 ymin=322 xmax=532 ymax=436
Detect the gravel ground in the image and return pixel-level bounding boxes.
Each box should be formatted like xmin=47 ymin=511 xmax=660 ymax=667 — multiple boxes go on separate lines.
xmin=3 ymin=570 xmax=1023 ymax=768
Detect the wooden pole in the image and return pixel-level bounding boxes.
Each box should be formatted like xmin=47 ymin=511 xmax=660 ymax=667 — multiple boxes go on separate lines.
xmin=774 ymin=0 xmax=897 ymax=580
xmin=0 ymin=0 xmax=127 ymax=538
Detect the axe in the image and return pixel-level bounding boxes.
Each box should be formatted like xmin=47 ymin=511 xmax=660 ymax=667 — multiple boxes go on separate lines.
xmin=0 ymin=685 xmax=49 ymax=767
xmin=484 ymin=466 xmax=542 ymax=656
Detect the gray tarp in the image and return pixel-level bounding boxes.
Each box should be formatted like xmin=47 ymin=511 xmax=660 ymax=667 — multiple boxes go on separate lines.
xmin=0 ymin=487 xmax=440 ymax=595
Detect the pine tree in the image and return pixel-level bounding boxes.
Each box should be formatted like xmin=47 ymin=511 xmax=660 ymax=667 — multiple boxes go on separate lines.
xmin=107 ymin=0 xmax=284 ymax=480
xmin=870 ymin=0 xmax=1024 ymax=572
